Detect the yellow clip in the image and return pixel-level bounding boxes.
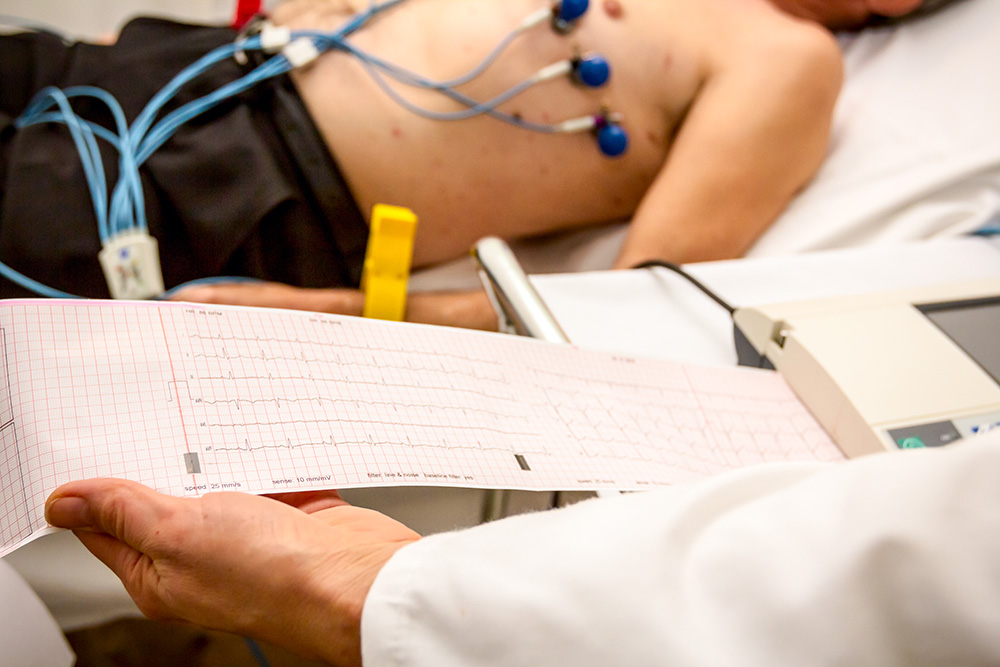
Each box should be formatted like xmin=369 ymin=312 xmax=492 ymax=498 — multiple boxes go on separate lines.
xmin=361 ymin=204 xmax=418 ymax=321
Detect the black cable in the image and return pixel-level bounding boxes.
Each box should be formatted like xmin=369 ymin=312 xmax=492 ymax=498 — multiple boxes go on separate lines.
xmin=632 ymin=260 xmax=777 ymax=369
xmin=631 ymin=260 xmax=736 ymax=316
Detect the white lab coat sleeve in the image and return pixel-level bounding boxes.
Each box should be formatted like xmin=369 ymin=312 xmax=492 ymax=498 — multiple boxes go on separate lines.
xmin=360 ymin=434 xmax=1000 ymax=666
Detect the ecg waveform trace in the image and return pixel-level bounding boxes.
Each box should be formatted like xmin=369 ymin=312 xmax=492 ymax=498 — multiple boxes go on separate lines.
xmin=0 ymin=300 xmax=844 ymax=557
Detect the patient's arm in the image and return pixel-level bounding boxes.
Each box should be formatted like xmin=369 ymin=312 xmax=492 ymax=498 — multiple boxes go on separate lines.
xmin=614 ymin=20 xmax=843 ymax=268
xmin=173 ymin=283 xmax=499 ymax=331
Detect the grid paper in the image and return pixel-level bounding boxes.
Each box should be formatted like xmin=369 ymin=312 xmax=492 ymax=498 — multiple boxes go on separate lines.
xmin=0 ymin=299 xmax=843 ymax=556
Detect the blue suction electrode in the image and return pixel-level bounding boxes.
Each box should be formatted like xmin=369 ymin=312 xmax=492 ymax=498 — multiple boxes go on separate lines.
xmin=558 ymin=0 xmax=590 ymax=22
xmin=552 ymin=0 xmax=590 ymax=32
xmin=596 ymin=118 xmax=629 ymax=157
xmin=573 ymin=54 xmax=610 ymax=87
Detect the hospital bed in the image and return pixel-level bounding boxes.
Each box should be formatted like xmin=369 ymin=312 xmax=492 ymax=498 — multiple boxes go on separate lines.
xmin=2 ymin=0 xmax=1000 ymax=646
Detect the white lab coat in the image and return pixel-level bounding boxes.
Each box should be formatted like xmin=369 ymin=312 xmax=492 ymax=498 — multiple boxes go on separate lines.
xmin=362 ymin=432 xmax=1000 ymax=666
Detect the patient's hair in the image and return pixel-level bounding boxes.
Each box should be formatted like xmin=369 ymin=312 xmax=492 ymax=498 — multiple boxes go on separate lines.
xmin=867 ymin=0 xmax=971 ymax=26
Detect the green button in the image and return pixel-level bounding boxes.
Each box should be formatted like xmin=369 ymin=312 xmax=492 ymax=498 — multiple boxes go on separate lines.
xmin=898 ymin=436 xmax=927 ymax=449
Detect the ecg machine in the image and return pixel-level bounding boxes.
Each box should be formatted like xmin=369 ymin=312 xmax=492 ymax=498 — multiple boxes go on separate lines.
xmin=734 ymin=279 xmax=1000 ymax=458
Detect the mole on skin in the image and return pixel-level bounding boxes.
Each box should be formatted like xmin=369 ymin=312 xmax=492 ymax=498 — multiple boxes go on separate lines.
xmin=603 ymin=0 xmax=624 ymax=19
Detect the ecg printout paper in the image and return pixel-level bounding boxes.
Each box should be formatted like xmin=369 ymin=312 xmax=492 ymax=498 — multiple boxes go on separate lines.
xmin=0 ymin=299 xmax=843 ymax=556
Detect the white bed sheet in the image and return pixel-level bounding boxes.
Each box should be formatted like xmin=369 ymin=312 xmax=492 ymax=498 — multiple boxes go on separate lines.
xmin=750 ymin=0 xmax=1000 ymax=255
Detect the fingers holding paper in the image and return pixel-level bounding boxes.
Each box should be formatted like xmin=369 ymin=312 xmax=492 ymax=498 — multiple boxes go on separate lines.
xmin=45 ymin=479 xmax=420 ymax=666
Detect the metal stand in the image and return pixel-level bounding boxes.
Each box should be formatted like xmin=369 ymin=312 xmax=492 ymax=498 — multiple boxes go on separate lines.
xmin=472 ymin=237 xmax=613 ymax=520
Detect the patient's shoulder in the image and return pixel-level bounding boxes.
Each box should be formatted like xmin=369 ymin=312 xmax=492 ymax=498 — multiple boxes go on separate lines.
xmin=706 ymin=4 xmax=844 ymax=93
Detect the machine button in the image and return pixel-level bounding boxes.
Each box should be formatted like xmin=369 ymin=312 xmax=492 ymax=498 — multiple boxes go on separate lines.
xmin=888 ymin=421 xmax=962 ymax=450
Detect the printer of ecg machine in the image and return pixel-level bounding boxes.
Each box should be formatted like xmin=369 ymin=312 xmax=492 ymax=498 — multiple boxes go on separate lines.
xmin=731 ymin=279 xmax=1000 ymax=459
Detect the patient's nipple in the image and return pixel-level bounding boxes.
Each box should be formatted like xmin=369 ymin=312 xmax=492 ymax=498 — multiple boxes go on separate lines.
xmin=603 ymin=0 xmax=624 ymax=20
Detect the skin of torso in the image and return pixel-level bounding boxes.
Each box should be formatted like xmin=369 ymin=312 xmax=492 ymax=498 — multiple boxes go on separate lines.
xmin=271 ymin=0 xmax=822 ymax=267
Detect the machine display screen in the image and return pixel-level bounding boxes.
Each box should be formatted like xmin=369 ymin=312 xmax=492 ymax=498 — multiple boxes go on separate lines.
xmin=920 ymin=296 xmax=1000 ymax=385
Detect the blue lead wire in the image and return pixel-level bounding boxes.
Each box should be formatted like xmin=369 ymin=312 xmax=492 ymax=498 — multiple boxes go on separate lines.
xmin=9 ymin=0 xmax=575 ymax=299
xmin=344 ymin=43 xmax=568 ymax=132
xmin=67 ymin=86 xmax=147 ymax=237
xmin=356 ymin=53 xmax=555 ymax=126
xmin=137 ymin=55 xmax=288 ymax=163
xmin=20 ymin=0 xmax=553 ymax=242
xmin=16 ymin=87 xmax=110 ymax=239
xmin=310 ymin=17 xmax=525 ymax=90
xmin=338 ymin=0 xmax=409 ymax=37
xmin=0 ymin=260 xmax=81 ymax=299
xmin=127 ymin=39 xmax=251 ymax=153
xmin=17 ymin=86 xmax=146 ymax=241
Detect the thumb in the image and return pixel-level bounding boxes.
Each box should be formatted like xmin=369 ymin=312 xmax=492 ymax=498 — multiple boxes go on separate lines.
xmin=46 ymin=479 xmax=188 ymax=619
xmin=46 ymin=478 xmax=175 ymax=551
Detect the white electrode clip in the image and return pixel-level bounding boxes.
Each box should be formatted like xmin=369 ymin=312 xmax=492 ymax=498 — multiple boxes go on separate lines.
xmin=283 ymin=37 xmax=321 ymax=68
xmin=533 ymin=60 xmax=574 ymax=83
xmin=260 ymin=25 xmax=292 ymax=53
xmin=98 ymin=230 xmax=165 ymax=300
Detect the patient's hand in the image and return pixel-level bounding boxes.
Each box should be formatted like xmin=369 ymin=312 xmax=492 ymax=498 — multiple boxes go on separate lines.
xmin=173 ymin=282 xmax=499 ymax=331
xmin=172 ymin=282 xmax=366 ymax=316
xmin=45 ymin=480 xmax=419 ymax=666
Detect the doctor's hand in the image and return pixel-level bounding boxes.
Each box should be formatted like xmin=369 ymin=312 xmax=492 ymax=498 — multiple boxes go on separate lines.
xmin=172 ymin=281 xmax=499 ymax=331
xmin=45 ymin=479 xmax=420 ymax=667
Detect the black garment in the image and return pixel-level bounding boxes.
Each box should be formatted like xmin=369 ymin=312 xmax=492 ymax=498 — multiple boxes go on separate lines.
xmin=0 ymin=18 xmax=368 ymax=299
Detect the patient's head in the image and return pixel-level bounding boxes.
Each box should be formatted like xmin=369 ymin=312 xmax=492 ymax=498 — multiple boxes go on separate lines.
xmin=770 ymin=0 xmax=928 ymax=29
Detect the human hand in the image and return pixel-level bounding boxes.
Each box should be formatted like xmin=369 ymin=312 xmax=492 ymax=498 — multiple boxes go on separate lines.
xmin=171 ymin=281 xmax=366 ymax=318
xmin=175 ymin=281 xmax=499 ymax=331
xmin=45 ymin=480 xmax=420 ymax=666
